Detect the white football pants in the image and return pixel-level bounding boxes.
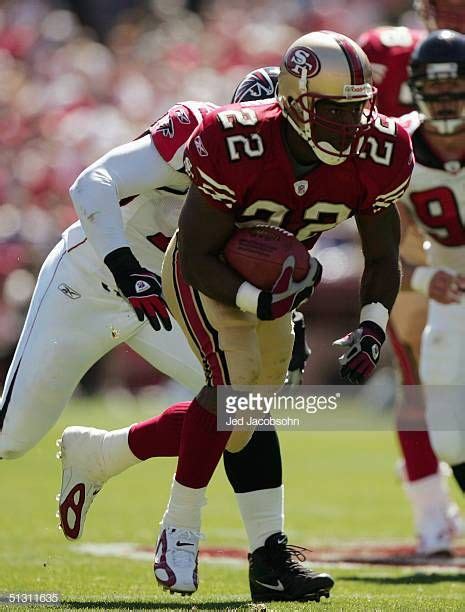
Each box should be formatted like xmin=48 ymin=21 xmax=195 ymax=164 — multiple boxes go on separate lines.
xmin=421 ymin=299 xmax=465 ymax=466
xmin=0 ymin=239 xmax=203 ymax=459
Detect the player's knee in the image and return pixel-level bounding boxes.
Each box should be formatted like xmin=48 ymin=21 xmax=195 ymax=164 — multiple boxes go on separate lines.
xmin=429 ymin=430 xmax=465 ymax=466
xmin=229 ymin=362 xmax=261 ymax=386
xmin=257 ymin=361 xmax=289 ymax=386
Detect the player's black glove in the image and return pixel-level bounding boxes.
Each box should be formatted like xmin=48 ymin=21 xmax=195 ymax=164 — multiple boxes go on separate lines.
xmin=104 ymin=247 xmax=172 ymax=332
xmin=285 ymin=311 xmax=311 ymax=385
xmin=257 ymin=254 xmax=322 ymax=321
xmin=333 ymin=321 xmax=385 ymax=384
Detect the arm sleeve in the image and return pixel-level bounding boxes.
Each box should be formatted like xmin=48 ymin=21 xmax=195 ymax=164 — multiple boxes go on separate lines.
xmin=359 ymin=122 xmax=414 ymax=215
xmin=69 ymin=134 xmax=178 ymax=260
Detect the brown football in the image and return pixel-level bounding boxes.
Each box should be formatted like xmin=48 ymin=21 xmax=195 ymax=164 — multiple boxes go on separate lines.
xmin=224 ymin=225 xmax=309 ymax=291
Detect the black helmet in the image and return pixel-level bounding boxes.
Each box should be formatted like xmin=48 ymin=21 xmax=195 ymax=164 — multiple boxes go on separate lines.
xmin=409 ymin=29 xmax=465 ymax=134
xmin=231 ymin=66 xmax=279 ymax=103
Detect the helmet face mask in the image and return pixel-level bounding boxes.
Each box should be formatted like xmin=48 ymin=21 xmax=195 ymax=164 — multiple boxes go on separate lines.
xmin=414 ymin=0 xmax=465 ymax=32
xmin=413 ymin=76 xmax=465 ymax=134
xmin=278 ymin=31 xmax=377 ymax=165
xmin=409 ymin=29 xmax=465 ymax=135
xmin=284 ymin=91 xmax=376 ymax=163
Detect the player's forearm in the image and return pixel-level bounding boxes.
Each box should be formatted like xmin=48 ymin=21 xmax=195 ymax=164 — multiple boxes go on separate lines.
xmin=360 ymin=255 xmax=400 ymax=312
xmin=180 ymin=250 xmax=244 ymax=306
xmin=70 ymin=135 xmax=173 ymax=261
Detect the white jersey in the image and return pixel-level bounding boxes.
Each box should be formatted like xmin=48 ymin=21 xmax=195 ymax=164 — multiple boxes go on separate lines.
xmin=64 ymin=100 xmax=217 ymax=280
xmin=1 ymin=102 xmax=220 ymax=458
xmin=397 ymin=111 xmax=465 ymax=274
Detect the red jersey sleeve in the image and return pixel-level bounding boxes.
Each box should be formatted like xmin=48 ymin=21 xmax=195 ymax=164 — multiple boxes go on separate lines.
xmin=150 ymin=101 xmax=217 ymax=171
xmin=358 ymin=115 xmax=414 ymax=215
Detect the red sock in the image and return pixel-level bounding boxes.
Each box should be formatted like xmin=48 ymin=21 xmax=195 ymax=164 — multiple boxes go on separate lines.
xmin=128 ymin=402 xmax=189 ymax=460
xmin=398 ymin=430 xmax=439 ymax=481
xmin=389 ymin=326 xmax=439 ymax=483
xmin=175 ymin=398 xmax=231 ymax=489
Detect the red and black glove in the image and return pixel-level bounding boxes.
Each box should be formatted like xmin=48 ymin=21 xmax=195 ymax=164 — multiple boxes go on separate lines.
xmin=104 ymin=247 xmax=172 ymax=332
xmin=333 ymin=321 xmax=385 ymax=384
xmin=257 ymin=255 xmax=322 ymax=321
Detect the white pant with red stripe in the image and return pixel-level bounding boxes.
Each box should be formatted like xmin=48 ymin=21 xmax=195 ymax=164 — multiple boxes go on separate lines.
xmin=0 ymin=239 xmax=203 ymax=459
xmin=421 ymin=299 xmax=465 ymax=466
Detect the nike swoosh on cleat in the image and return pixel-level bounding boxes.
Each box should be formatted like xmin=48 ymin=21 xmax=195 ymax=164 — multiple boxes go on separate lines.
xmin=176 ymin=541 xmax=194 ymax=547
xmin=254 ymin=579 xmax=285 ymax=591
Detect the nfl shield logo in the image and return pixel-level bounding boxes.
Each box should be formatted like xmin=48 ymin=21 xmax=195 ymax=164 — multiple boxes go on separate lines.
xmin=294 ymin=180 xmax=308 ymax=196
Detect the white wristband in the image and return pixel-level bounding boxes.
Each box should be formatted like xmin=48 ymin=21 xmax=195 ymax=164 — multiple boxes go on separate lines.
xmin=360 ymin=302 xmax=389 ymax=333
xmin=236 ymin=281 xmax=261 ymax=315
xmin=410 ymin=266 xmax=438 ymax=296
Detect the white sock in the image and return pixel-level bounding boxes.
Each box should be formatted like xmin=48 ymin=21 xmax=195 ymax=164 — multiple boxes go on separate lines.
xmin=162 ymin=477 xmax=207 ymax=531
xmin=101 ymin=426 xmax=140 ymax=478
xmin=236 ymin=485 xmax=284 ymax=552
xmin=403 ymin=469 xmax=450 ymax=529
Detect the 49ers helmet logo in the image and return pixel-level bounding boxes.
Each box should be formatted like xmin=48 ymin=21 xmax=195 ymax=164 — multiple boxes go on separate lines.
xmin=284 ymin=46 xmax=321 ymax=78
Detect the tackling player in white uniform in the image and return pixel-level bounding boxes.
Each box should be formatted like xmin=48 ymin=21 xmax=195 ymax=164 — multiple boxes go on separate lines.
xmin=0 ymin=101 xmax=213 ymax=458
xmin=398 ymin=30 xmax=465 ymax=509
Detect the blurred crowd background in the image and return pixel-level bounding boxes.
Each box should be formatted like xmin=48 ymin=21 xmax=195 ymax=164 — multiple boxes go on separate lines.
xmin=0 ymin=0 xmax=417 ymax=397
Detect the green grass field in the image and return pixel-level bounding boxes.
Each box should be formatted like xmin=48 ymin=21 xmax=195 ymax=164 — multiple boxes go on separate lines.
xmin=1 ymin=397 xmax=465 ymax=611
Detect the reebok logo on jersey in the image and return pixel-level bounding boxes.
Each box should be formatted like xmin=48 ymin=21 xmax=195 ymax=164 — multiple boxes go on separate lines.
xmin=135 ymin=280 xmax=150 ymax=293
xmin=58 ymin=283 xmax=81 ymax=299
xmin=174 ymin=107 xmax=191 ymax=124
xmin=194 ymin=135 xmax=208 ymax=157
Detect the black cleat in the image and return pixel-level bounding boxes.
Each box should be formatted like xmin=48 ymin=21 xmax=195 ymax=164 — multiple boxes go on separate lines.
xmin=249 ymin=533 xmax=334 ymax=602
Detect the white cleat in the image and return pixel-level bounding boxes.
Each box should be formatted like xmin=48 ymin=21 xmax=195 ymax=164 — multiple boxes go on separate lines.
xmin=446 ymin=501 xmax=465 ymax=539
xmin=153 ymin=526 xmax=201 ymax=594
xmin=399 ymin=460 xmax=464 ymax=557
xmin=57 ymin=426 xmax=109 ymax=540
xmin=416 ymin=502 xmax=463 ymax=557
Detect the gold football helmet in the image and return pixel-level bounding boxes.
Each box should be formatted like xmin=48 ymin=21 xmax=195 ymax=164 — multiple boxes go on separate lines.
xmin=278 ymin=31 xmax=376 ymax=165
xmin=414 ymin=1 xmax=465 ymax=32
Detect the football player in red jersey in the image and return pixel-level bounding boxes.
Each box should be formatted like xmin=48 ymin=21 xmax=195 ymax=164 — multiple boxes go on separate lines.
xmin=151 ymin=31 xmax=412 ymax=598
xmin=53 ymin=34 xmax=413 ymax=601
xmin=55 ymin=30 xmax=412 ymax=598
xmin=51 ymin=68 xmax=329 ymax=603
xmin=359 ymin=0 xmax=465 ymax=556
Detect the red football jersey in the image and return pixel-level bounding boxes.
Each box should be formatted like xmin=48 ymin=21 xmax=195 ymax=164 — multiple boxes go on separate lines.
xmin=359 ymin=26 xmax=424 ymax=117
xmin=183 ymin=101 xmax=414 ymax=249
